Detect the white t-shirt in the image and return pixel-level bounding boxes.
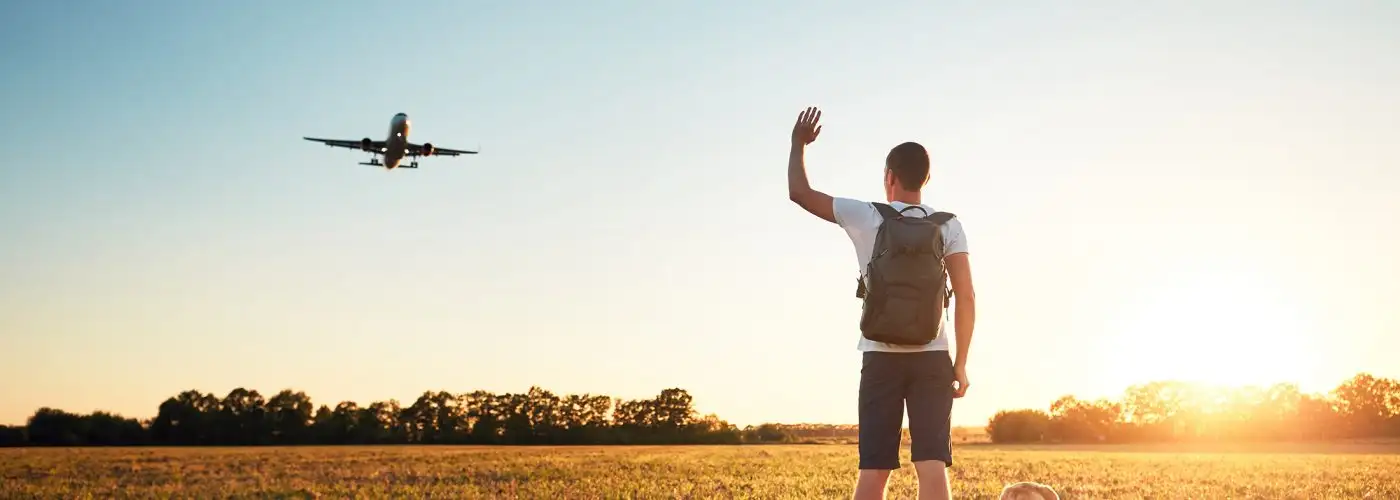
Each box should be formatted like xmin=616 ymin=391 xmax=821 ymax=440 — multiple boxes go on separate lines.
xmin=832 ymin=197 xmax=969 ymax=353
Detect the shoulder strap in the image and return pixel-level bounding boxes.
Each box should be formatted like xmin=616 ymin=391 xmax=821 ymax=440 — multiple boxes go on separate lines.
xmin=924 ymin=211 xmax=956 ymax=224
xmin=872 ymin=203 xmax=901 ymax=221
xmin=924 ymin=210 xmax=957 ymax=309
xmin=874 ymin=203 xmax=933 ymax=220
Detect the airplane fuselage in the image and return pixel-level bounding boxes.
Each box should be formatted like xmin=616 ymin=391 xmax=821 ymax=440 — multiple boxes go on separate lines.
xmin=382 ymin=112 xmax=411 ymax=169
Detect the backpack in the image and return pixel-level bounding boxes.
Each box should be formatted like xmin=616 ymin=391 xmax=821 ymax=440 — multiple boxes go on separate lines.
xmin=854 ymin=203 xmax=956 ymax=346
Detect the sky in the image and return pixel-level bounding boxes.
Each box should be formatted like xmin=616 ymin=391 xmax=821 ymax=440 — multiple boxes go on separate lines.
xmin=1 ymin=0 xmax=1397 ymax=428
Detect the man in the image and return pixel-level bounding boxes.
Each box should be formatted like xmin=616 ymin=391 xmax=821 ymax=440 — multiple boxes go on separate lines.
xmin=786 ymin=106 xmax=975 ymax=500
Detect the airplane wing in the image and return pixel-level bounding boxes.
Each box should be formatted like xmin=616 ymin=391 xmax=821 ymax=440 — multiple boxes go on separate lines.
xmin=304 ymin=137 xmax=386 ymax=152
xmin=407 ymin=142 xmax=478 ymax=157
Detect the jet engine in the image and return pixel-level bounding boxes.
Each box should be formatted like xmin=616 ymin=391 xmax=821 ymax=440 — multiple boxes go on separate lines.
xmin=360 ymin=138 xmax=373 ymax=151
xmin=422 ymin=143 xmax=435 ymax=156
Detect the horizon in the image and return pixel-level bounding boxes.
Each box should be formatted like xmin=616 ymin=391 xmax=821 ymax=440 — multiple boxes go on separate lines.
xmin=2 ymin=1 xmax=1398 ymax=430
xmin=3 ymin=369 xmax=1391 ymax=430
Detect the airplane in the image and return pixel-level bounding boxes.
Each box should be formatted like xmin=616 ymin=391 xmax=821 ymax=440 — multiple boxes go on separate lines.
xmin=303 ymin=112 xmax=477 ymax=170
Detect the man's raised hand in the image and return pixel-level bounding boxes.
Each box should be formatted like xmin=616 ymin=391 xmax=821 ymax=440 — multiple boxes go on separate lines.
xmin=792 ymin=106 xmax=823 ymax=146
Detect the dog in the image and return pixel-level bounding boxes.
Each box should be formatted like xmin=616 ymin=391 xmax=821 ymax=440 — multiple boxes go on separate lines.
xmin=999 ymin=481 xmax=1060 ymax=500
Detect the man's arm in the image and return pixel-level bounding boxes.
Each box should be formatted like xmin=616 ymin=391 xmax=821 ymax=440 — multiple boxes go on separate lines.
xmin=946 ymin=251 xmax=975 ymax=396
xmin=786 ymin=106 xmax=836 ymax=223
xmin=788 ymin=143 xmax=836 ymax=223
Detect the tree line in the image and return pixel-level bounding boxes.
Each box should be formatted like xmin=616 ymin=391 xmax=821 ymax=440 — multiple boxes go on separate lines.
xmin=0 ymin=386 xmax=803 ymax=447
xmin=7 ymin=372 xmax=1395 ymax=447
xmin=986 ymin=372 xmax=1400 ymax=444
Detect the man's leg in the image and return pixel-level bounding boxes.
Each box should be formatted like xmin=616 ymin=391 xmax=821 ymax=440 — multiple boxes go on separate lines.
xmin=907 ymin=350 xmax=956 ymax=500
xmin=855 ymin=352 xmax=905 ymax=500
xmin=913 ymin=461 xmax=951 ymax=500
xmin=854 ymin=470 xmax=893 ymax=500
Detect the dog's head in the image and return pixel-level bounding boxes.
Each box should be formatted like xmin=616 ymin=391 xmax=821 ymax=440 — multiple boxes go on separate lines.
xmin=999 ymin=481 xmax=1060 ymax=500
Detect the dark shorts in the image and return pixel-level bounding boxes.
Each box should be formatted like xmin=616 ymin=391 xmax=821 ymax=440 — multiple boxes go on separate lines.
xmin=858 ymin=350 xmax=955 ymax=469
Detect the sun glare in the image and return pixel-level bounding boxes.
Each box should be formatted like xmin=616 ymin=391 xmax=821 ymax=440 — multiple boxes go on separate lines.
xmin=1101 ymin=271 xmax=1324 ymax=391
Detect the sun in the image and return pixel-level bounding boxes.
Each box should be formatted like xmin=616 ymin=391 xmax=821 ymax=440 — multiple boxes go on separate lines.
xmin=1100 ymin=270 xmax=1324 ymax=390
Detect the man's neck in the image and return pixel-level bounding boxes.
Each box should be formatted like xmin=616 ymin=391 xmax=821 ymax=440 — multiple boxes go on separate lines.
xmin=888 ymin=191 xmax=922 ymax=205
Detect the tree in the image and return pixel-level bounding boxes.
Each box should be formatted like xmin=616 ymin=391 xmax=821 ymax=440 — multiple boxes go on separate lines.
xmin=1046 ymin=396 xmax=1120 ymax=443
xmin=82 ymin=411 xmax=146 ymax=445
xmin=217 ymin=388 xmax=268 ymax=445
xmin=742 ymin=423 xmax=793 ymax=443
xmin=653 ymin=388 xmax=696 ymax=429
xmin=150 ymin=390 xmax=220 ymax=445
xmin=987 ymin=409 xmax=1050 ymax=444
xmin=0 ymin=425 xmax=26 ymax=447
xmin=26 ymin=408 xmax=87 ymax=446
xmin=265 ymin=390 xmax=315 ymax=444
xmin=1331 ymin=373 xmax=1399 ymax=438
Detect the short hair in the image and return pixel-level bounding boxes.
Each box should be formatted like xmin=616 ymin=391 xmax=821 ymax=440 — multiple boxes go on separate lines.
xmin=1000 ymin=482 xmax=1060 ymax=500
xmin=885 ymin=141 xmax=930 ymax=191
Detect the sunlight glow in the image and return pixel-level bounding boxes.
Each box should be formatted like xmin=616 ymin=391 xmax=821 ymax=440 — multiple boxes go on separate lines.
xmin=1103 ymin=270 xmax=1324 ymax=390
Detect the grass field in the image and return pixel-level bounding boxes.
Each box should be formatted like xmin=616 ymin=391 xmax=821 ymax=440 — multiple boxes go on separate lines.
xmin=4 ymin=442 xmax=1399 ymax=499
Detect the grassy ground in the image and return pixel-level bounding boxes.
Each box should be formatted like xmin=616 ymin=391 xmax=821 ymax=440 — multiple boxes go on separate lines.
xmin=3 ymin=443 xmax=1399 ymax=499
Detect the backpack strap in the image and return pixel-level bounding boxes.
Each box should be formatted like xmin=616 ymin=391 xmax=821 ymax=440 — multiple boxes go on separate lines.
xmin=923 ymin=211 xmax=957 ymax=310
xmin=924 ymin=211 xmax=956 ymax=224
xmin=872 ymin=202 xmax=901 ymax=221
xmin=874 ymin=203 xmax=932 ymax=220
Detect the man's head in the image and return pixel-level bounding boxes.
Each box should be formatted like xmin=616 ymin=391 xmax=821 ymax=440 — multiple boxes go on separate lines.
xmin=883 ymin=141 xmax=930 ymax=202
xmin=999 ymin=482 xmax=1060 ymax=500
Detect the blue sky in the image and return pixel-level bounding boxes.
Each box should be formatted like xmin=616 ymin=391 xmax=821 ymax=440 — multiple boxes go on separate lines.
xmin=2 ymin=0 xmax=1398 ymax=427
